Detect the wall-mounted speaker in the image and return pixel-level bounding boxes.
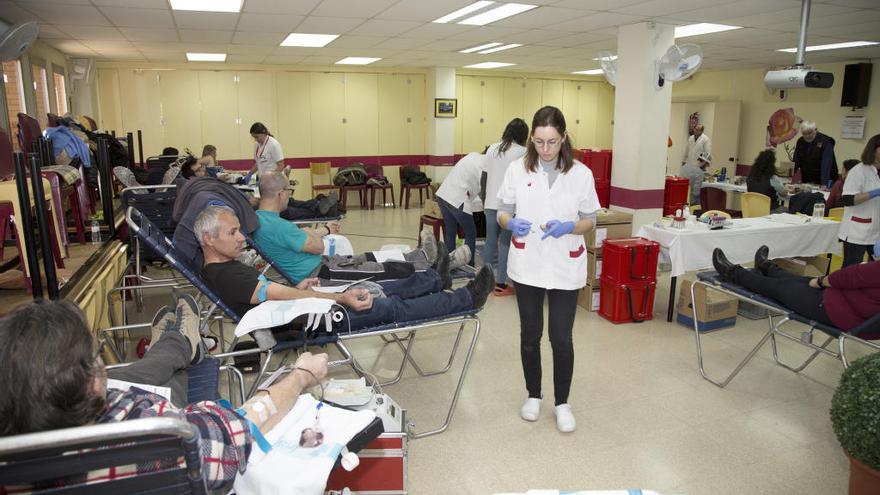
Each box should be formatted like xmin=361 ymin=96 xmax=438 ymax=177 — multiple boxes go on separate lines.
xmin=840 ymin=63 xmax=872 ymax=108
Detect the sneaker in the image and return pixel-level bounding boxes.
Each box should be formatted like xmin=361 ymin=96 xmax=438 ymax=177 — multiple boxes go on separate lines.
xmin=202 ymin=335 xmax=220 ymax=352
xmin=449 ymin=244 xmax=471 ymax=270
xmin=420 ymin=229 xmax=438 ymax=265
xmin=150 ymin=305 xmax=175 ymax=345
xmin=465 ymin=265 xmax=494 ymax=309
xmin=520 ymin=397 xmax=542 ymax=422
xmin=318 ymin=192 xmax=338 ymax=216
xmin=555 ymin=404 xmax=576 ymax=432
xmin=176 ymin=294 xmax=205 ymax=364
xmin=435 ymin=242 xmax=451 ymax=290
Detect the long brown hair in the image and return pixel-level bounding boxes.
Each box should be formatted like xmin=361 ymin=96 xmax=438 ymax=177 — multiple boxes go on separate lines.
xmin=860 ymin=134 xmax=880 ymax=165
xmin=524 ymin=106 xmax=574 ymax=173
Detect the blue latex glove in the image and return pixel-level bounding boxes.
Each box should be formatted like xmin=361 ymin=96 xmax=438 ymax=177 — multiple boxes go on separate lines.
xmin=507 ymin=217 xmax=532 ymax=237
xmin=874 ymin=239 xmax=880 ymax=257
xmin=541 ymin=220 xmax=575 ymax=239
xmin=868 ymin=188 xmax=880 ymax=199
xmin=242 ymin=172 xmax=253 ymax=185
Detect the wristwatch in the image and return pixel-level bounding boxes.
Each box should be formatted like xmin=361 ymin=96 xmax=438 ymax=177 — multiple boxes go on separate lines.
xmin=816 ymin=276 xmax=825 ymax=288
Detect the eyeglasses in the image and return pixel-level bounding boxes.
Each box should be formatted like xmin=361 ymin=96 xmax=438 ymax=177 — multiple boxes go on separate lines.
xmin=532 ymin=136 xmax=564 ymax=149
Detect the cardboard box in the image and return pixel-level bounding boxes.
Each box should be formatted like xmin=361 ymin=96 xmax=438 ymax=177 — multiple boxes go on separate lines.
xmin=578 ymin=283 xmax=601 ymax=312
xmin=774 ymin=255 xmax=829 ymax=277
xmin=587 ymin=250 xmax=602 ymax=285
xmin=422 ymin=198 xmax=442 ymax=219
xmin=676 ymin=280 xmax=738 ymax=332
xmin=586 ymin=223 xmax=632 ymax=250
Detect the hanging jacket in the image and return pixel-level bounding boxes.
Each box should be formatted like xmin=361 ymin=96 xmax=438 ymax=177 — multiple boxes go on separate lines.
xmin=44 ymin=126 xmax=91 ymax=167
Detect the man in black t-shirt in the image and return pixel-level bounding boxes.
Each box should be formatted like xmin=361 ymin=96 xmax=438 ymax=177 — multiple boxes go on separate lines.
xmin=197 ymin=206 xmax=493 ymax=329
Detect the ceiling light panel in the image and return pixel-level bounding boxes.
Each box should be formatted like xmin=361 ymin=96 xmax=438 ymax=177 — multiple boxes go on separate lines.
xmin=433 ymin=1 xmax=495 ymax=23
xmin=170 ymin=0 xmax=242 ymax=13
xmin=777 ymin=41 xmax=879 ymax=53
xmin=674 ymin=23 xmax=742 ymax=38
xmin=459 ymin=3 xmax=538 ymax=26
xmin=464 ymin=62 xmax=515 ymax=69
xmin=478 ymin=43 xmax=522 ymax=54
xmin=186 ymin=52 xmax=227 ymax=61
xmin=460 ymin=42 xmax=503 ymax=53
xmin=572 ymin=69 xmax=603 ymax=75
xmin=336 ymin=57 xmax=382 ymax=65
xmin=281 ymin=33 xmax=339 ymax=47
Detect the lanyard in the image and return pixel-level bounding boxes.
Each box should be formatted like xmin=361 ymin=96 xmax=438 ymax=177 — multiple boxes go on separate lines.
xmin=255 ymin=137 xmax=269 ymax=161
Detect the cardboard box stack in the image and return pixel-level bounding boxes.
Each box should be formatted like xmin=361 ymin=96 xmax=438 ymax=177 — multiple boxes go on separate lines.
xmin=676 ymin=280 xmax=739 ymax=332
xmin=578 ymin=209 xmax=633 ymax=311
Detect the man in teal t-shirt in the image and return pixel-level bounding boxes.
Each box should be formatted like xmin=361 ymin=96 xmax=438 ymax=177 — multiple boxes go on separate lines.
xmin=254 ymin=208 xmax=326 ymax=281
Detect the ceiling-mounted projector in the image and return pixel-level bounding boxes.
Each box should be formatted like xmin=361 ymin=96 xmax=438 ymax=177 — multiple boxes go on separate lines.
xmin=764 ymin=68 xmax=833 ymax=89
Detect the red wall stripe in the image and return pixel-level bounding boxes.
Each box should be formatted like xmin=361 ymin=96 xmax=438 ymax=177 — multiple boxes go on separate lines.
xmin=609 ymin=186 xmax=665 ymax=209
xmin=218 ymin=155 xmax=460 ymax=171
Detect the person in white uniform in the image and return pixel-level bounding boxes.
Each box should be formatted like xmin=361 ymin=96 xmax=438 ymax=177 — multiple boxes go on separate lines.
xmin=496 ymin=106 xmax=601 ymax=433
xmin=680 ymin=151 xmax=711 ymax=206
xmin=682 ymin=124 xmax=711 ymax=167
xmin=839 ymin=134 xmax=880 ymax=267
xmin=435 ymin=152 xmax=486 ymax=265
xmin=482 ymin=118 xmax=529 ymax=296
xmin=249 ymin=122 xmax=285 ymax=177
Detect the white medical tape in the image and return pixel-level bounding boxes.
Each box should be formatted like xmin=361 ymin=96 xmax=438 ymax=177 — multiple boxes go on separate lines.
xmin=261 ymin=394 xmax=278 ymax=416
xmin=251 ymin=401 xmax=268 ymax=422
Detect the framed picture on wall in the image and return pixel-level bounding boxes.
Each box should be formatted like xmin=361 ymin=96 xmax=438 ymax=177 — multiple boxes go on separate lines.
xmin=434 ymin=98 xmax=457 ymax=118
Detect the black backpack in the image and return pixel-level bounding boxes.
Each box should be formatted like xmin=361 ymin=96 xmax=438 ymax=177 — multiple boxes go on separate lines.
xmin=402 ymin=166 xmax=431 ymax=185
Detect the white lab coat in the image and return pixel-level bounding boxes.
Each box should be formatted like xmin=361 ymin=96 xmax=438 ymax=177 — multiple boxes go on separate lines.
xmin=435 ymin=152 xmax=485 ymax=214
xmin=682 ymin=133 xmax=711 ymax=166
xmin=497 ymin=158 xmax=602 ymax=290
xmin=839 ymin=163 xmax=880 ymax=245
xmin=254 ymin=135 xmax=284 ymax=174
xmin=483 ymin=141 xmax=526 ymax=210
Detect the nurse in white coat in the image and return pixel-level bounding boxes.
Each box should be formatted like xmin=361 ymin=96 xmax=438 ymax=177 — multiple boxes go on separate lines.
xmin=249 ymin=122 xmax=285 ymax=178
xmin=496 ymin=106 xmax=601 ymax=433
xmin=435 ymin=152 xmax=485 ymax=265
xmin=839 ymin=134 xmax=880 ymax=266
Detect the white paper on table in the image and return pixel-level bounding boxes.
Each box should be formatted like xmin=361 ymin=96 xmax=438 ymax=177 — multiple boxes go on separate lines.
xmin=371 ymin=249 xmax=406 ymax=262
xmin=107 ymin=379 xmax=172 ymax=401
xmin=768 ymin=213 xmax=810 ymax=225
xmin=234 ymin=298 xmax=333 ymax=337
xmin=310 ymin=277 xmax=373 ymax=294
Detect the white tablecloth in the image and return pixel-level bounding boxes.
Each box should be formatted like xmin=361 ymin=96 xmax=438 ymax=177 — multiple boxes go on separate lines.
xmin=637 ymin=216 xmax=841 ymax=277
xmin=701 ymin=181 xmax=746 ymax=193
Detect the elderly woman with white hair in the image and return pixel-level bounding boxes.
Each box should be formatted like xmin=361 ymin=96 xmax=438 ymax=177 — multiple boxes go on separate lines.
xmin=793 ymin=120 xmax=838 ymax=186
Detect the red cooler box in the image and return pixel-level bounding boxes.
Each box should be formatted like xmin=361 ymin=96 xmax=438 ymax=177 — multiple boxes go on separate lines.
xmin=587 ymin=150 xmax=613 ymax=181
xmin=326 ymin=433 xmax=407 ymax=493
xmin=599 ymin=278 xmax=657 ymax=324
xmin=663 ymin=176 xmax=690 ymax=216
xmin=595 ymin=179 xmax=610 ymax=208
xmin=601 ymin=237 xmax=660 ymax=284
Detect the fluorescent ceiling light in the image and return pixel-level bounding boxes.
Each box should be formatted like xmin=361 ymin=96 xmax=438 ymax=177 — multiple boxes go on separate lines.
xmin=464 ymin=62 xmax=515 ymax=69
xmin=433 ymin=1 xmax=495 ymax=23
xmin=572 ymin=69 xmax=603 ymax=75
xmin=170 ymin=0 xmax=242 ymax=13
xmin=777 ymin=41 xmax=879 ymax=53
xmin=459 ymin=3 xmax=538 ymax=26
xmin=281 ymin=33 xmax=339 ymax=47
xmin=186 ymin=52 xmax=226 ymax=62
xmin=478 ymin=43 xmax=522 ymax=54
xmin=460 ymin=42 xmax=503 ymax=53
xmin=674 ymin=23 xmax=741 ymax=38
xmin=592 ymin=55 xmax=616 ymax=61
xmin=336 ymin=57 xmax=381 ymax=65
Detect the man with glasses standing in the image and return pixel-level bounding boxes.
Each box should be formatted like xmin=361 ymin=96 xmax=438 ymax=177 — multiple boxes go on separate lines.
xmin=681 ymin=124 xmax=712 ymax=168
xmin=794 ymin=120 xmax=838 ymax=186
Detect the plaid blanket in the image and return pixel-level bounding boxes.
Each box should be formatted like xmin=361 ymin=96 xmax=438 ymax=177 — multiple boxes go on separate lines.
xmin=40 ymin=165 xmax=81 ymax=186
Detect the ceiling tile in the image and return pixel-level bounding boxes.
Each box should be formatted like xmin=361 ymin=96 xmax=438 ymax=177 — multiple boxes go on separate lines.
xmin=262 ymin=54 xmax=308 ymax=64
xmin=450 ymin=25 xmax=531 ymax=42
xmin=611 ymin=0 xmax=729 ymax=16
xmin=370 ymin=37 xmax=431 ymax=50
xmin=47 ymin=39 xmax=98 ymax=56
xmin=59 ymin=25 xmax=126 ymax=41
xmin=119 ymin=27 xmax=179 ymax=42
xmin=816 ymin=0 xmax=880 ymax=7
xmin=143 ymin=52 xmax=183 ymax=62
xmin=231 ymin=31 xmax=286 ymax=45
xmin=272 ymin=46 xmax=326 ymax=56
xmin=91 ymin=0 xmax=168 ymax=7
xmin=660 ymin=0 xmax=799 ymax=24
xmin=299 ymin=55 xmax=338 ymax=65
xmin=21 ymin=4 xmax=112 ymax=26
xmin=348 ymin=19 xmax=421 ymax=37
xmin=225 ymin=44 xmax=275 ymax=55
xmin=294 ymin=16 xmax=364 ymax=33
xmin=311 ymin=0 xmax=398 ymax=18
xmin=173 ymin=11 xmax=240 ymax=30
xmin=397 ymin=22 xmax=475 ymax=40
xmin=227 ymin=53 xmax=267 ymax=63
xmin=491 ymin=7 xmax=597 ymax=29
xmin=179 ymin=30 xmax=234 ymax=43
xmin=324 ymin=35 xmax=385 ymax=48
xmin=242 ymin=0 xmax=321 ymax=15
xmin=35 ymin=25 xmax=68 ymax=39
xmin=551 ymin=0 xmax=647 ymax=10
xmin=0 ymin=1 xmax=40 ymax=23
xmin=236 ymin=13 xmax=303 ymax=32
xmin=373 ymin=0 xmax=475 ymax=21
xmin=98 ymin=7 xmax=174 ymax=28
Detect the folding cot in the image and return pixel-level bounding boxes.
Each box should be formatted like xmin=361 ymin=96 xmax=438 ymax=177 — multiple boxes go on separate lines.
xmin=124 ymin=206 xmax=482 ymax=438
xmin=689 ymin=270 xmax=880 ymax=388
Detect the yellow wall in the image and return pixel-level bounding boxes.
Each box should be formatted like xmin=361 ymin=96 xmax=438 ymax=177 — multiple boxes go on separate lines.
xmin=670 ymin=58 xmax=880 ymax=166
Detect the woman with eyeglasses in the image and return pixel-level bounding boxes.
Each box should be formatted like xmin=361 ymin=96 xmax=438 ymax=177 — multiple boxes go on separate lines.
xmin=249 ymin=122 xmax=285 ymax=178
xmin=496 ymin=106 xmax=601 ymax=433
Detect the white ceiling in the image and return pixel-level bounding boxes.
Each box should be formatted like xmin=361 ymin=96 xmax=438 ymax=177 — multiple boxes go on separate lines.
xmin=2 ymin=0 xmax=879 ymax=73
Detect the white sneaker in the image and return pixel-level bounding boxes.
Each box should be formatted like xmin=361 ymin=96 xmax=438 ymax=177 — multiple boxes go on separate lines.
xmin=449 ymin=244 xmax=471 ymax=270
xmin=555 ymin=404 xmax=576 ymax=432
xmin=520 ymin=397 xmax=542 ymax=422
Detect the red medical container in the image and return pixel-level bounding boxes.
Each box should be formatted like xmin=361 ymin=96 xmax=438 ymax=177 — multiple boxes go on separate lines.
xmin=587 ymin=150 xmax=613 ymax=181
xmin=598 ymin=278 xmax=657 ymax=324
xmin=326 ymin=433 xmax=407 ymax=493
xmin=595 ymin=179 xmax=610 ymax=208
xmin=663 ymin=175 xmax=690 ymax=216
xmin=601 ymin=237 xmax=660 ymax=284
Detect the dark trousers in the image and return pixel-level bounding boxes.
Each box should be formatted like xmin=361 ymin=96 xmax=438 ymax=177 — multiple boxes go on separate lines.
xmin=842 ymin=241 xmax=875 ymax=268
xmin=513 ymin=281 xmax=579 ymax=406
xmin=436 ymin=196 xmax=476 ymax=265
xmin=346 ymin=271 xmax=473 ymax=329
xmin=281 ymin=197 xmax=321 ymax=220
xmin=733 ymin=264 xmax=834 ymax=326
xmin=107 ymin=331 xmax=190 ymax=407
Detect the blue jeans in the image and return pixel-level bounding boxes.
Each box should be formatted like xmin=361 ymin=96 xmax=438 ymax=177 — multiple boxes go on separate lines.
xmin=436 ymin=196 xmax=476 ymax=265
xmin=481 ymin=208 xmax=511 ymax=284
xmin=346 ymin=270 xmax=474 ymax=329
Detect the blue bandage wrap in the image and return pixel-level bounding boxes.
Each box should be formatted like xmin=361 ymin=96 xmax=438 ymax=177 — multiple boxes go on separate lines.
xmin=218 ymin=399 xmax=273 ymax=453
xmin=257 ymin=274 xmax=269 ymax=303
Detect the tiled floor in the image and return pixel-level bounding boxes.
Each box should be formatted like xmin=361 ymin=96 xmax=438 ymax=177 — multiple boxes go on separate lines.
xmin=126 ymin=202 xmax=863 ymax=495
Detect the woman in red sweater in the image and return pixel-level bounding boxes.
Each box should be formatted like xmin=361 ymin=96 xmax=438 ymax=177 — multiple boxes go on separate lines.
xmin=712 ymin=244 xmax=880 ymax=332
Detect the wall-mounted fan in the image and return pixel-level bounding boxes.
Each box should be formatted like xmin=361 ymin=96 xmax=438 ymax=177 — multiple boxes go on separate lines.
xmin=656 ymin=44 xmax=703 ymax=89
xmin=0 ymin=21 xmax=38 ymax=61
xmin=597 ymin=51 xmax=617 ymax=87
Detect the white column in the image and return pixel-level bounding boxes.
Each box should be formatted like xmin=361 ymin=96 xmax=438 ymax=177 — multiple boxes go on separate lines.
xmin=426 ymin=67 xmax=455 ymax=158
xmin=609 ymin=22 xmax=675 ymax=232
